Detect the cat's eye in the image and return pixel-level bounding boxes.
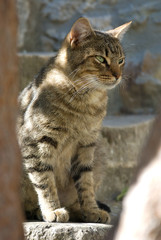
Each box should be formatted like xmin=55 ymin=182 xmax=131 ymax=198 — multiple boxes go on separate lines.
xmin=118 ymin=58 xmax=124 ymax=65
xmin=95 ymin=56 xmax=105 ymax=63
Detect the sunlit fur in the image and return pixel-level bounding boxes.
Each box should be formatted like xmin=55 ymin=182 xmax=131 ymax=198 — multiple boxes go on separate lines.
xmin=17 ymin=17 xmax=131 ymax=223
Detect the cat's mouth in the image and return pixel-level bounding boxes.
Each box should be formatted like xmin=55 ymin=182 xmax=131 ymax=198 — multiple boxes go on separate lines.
xmin=99 ymin=76 xmax=122 ymax=89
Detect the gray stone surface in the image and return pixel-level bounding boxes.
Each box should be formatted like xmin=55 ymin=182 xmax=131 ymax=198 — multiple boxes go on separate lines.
xmin=18 ymin=52 xmax=56 ymax=90
xmin=120 ymin=52 xmax=161 ymax=114
xmin=17 ymin=0 xmax=161 ymax=61
xmin=24 ymin=222 xmax=113 ymax=240
xmin=103 ymin=114 xmax=154 ymax=127
xmin=96 ymin=114 xmax=154 ymax=203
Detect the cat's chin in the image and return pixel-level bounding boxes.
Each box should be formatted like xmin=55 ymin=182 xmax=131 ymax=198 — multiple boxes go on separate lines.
xmin=105 ymin=82 xmax=119 ymax=89
xmin=97 ymin=76 xmax=122 ymax=90
xmin=105 ymin=77 xmax=122 ymax=89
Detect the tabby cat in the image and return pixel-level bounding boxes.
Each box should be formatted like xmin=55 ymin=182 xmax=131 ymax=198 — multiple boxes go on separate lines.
xmin=17 ymin=17 xmax=131 ymax=223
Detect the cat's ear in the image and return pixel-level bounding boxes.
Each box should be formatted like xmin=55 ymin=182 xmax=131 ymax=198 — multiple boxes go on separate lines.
xmin=107 ymin=21 xmax=132 ymax=40
xmin=68 ymin=17 xmax=93 ymax=47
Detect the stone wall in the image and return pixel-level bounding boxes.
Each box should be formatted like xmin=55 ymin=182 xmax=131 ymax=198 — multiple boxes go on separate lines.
xmin=17 ymin=0 xmax=161 ymax=114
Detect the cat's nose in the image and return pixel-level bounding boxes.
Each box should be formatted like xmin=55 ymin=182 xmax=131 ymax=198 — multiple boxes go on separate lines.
xmin=110 ymin=64 xmax=121 ymax=80
xmin=113 ymin=73 xmax=120 ymax=81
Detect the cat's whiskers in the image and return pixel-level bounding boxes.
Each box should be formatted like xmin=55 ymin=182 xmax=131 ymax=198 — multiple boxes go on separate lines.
xmin=75 ymin=75 xmax=97 ymax=91
xmin=64 ymin=67 xmax=83 ymax=95
xmin=52 ymin=73 xmax=100 ymax=104
xmin=68 ymin=68 xmax=81 ymax=80
xmin=52 ymin=75 xmax=96 ymax=105
xmin=69 ymin=75 xmax=98 ymax=103
xmin=68 ymin=68 xmax=78 ymax=77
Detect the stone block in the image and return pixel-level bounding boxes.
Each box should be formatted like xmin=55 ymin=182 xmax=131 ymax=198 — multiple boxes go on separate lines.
xmin=120 ymin=52 xmax=161 ymax=114
xmin=96 ymin=114 xmax=154 ymax=203
xmin=16 ymin=0 xmax=161 ymax=65
xmin=24 ymin=222 xmax=113 ymax=240
xmin=18 ymin=52 xmax=56 ymax=90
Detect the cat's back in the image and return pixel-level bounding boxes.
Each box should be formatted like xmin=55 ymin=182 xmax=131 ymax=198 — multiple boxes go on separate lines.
xmin=18 ymin=56 xmax=56 ymax=117
xmin=17 ymin=82 xmax=35 ymax=128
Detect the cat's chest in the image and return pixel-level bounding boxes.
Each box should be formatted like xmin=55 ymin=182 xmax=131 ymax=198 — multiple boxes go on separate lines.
xmin=72 ymin=99 xmax=107 ymax=134
xmin=73 ymin=91 xmax=107 ymax=126
xmin=74 ymin=112 xmax=102 ymax=132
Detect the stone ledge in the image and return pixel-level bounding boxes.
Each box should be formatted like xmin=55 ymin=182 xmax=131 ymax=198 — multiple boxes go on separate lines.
xmin=18 ymin=52 xmax=56 ymax=90
xmin=103 ymin=114 xmax=154 ymax=128
xmin=24 ymin=222 xmax=113 ymax=240
xmin=96 ymin=114 xmax=155 ymax=203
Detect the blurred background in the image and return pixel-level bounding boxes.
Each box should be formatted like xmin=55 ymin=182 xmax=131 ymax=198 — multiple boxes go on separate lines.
xmin=17 ymin=0 xmax=161 ymax=115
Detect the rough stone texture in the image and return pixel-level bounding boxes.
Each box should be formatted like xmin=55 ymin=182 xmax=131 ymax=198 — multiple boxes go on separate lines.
xmin=17 ymin=0 xmax=161 ymax=60
xmin=18 ymin=52 xmax=56 ymax=90
xmin=0 ymin=1 xmax=24 ymax=239
xmin=96 ymin=114 xmax=154 ymax=203
xmin=24 ymin=222 xmax=113 ymax=240
xmin=17 ymin=0 xmax=43 ymax=51
xmin=120 ymin=52 xmax=161 ymax=114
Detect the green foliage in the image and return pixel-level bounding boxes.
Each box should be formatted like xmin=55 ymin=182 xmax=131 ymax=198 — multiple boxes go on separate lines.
xmin=116 ymin=187 xmax=128 ymax=201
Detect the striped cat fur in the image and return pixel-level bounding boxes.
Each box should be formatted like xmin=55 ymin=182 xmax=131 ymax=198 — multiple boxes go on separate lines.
xmin=17 ymin=17 xmax=131 ymax=223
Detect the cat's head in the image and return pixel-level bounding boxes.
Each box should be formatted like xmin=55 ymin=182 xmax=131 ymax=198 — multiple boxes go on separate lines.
xmin=58 ymin=17 xmax=131 ymax=91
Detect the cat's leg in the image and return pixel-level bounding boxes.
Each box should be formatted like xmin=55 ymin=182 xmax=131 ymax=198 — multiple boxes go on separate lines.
xmin=58 ymin=179 xmax=82 ymax=222
xmin=28 ymin=171 xmax=69 ymax=222
xmin=71 ymin=145 xmax=111 ymax=223
xmin=22 ymin=138 xmax=69 ymax=223
xmin=66 ymin=200 xmax=82 ymax=222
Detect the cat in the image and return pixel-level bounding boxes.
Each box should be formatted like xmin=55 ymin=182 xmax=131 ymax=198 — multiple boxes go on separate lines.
xmin=17 ymin=17 xmax=131 ymax=223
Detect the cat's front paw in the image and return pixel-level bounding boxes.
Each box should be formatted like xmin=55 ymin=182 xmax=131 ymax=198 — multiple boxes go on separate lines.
xmin=43 ymin=208 xmax=69 ymax=223
xmin=82 ymin=208 xmax=111 ymax=224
